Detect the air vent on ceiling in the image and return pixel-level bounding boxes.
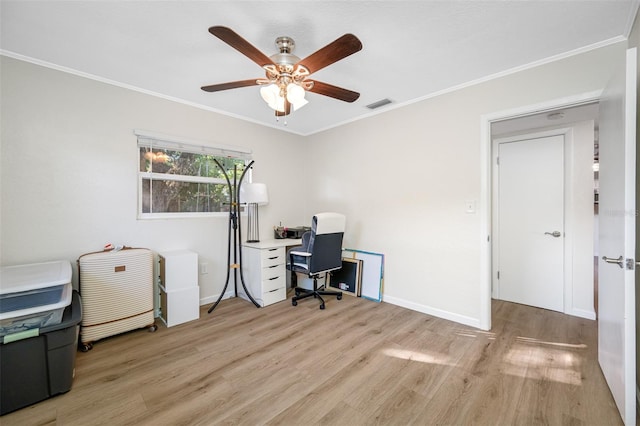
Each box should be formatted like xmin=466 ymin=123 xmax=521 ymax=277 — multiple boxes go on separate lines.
xmin=366 ymin=98 xmax=392 ymax=109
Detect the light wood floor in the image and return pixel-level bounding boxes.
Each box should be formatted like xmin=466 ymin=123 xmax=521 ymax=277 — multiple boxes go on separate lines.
xmin=3 ymin=294 xmax=622 ymax=425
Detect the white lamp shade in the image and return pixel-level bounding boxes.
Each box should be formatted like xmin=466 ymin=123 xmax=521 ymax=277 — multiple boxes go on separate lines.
xmin=286 ymin=83 xmax=308 ymax=111
xmin=260 ymin=84 xmax=277 ymax=103
xmin=291 ymin=97 xmax=308 ymax=111
xmin=260 ymin=84 xmax=286 ymax=112
xmin=286 ymin=83 xmax=305 ymax=103
xmin=272 ymin=95 xmax=286 ymax=112
xmin=240 ymin=183 xmax=269 ymax=205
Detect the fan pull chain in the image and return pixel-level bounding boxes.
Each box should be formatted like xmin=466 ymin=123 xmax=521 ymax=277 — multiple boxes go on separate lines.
xmin=275 ymin=117 xmax=288 ymax=126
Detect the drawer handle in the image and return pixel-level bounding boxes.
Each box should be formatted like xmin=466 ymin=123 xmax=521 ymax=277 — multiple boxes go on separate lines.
xmin=268 ymin=276 xmax=280 ymax=280
xmin=267 ymin=265 xmax=279 ymax=269
xmin=268 ymin=248 xmax=278 ymax=251
xmin=268 ymin=256 xmax=279 ymax=260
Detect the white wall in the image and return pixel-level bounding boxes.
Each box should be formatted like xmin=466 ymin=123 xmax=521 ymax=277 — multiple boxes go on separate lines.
xmin=0 ymin=56 xmax=309 ymax=305
xmin=0 ymin=40 xmax=626 ymax=329
xmin=305 ymin=42 xmax=624 ymax=328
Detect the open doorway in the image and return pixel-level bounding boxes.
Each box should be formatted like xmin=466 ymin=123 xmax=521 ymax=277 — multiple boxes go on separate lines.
xmin=490 ymin=102 xmax=600 ymax=319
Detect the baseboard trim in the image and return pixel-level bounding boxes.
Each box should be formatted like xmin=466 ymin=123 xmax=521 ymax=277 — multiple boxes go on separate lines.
xmin=566 ymin=307 xmax=596 ymax=321
xmin=382 ymin=294 xmax=482 ymax=329
xmin=200 ymin=290 xmax=235 ymax=306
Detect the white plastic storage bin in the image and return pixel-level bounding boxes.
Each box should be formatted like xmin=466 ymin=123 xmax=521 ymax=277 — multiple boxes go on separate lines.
xmin=0 ymin=261 xmax=72 ymax=337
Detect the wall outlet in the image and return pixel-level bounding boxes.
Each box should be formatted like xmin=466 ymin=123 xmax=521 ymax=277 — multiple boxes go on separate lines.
xmin=465 ymin=200 xmax=476 ymax=214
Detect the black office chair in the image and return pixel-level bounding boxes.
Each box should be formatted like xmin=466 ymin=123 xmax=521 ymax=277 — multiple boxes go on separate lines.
xmin=287 ymin=213 xmax=346 ymax=310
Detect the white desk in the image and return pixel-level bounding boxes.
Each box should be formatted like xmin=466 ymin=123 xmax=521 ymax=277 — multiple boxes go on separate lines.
xmin=243 ymin=239 xmax=302 ymax=250
xmin=239 ymin=239 xmax=302 ymax=306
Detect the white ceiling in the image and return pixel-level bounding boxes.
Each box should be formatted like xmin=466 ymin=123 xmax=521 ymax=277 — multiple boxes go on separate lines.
xmin=1 ymin=1 xmax=637 ymax=136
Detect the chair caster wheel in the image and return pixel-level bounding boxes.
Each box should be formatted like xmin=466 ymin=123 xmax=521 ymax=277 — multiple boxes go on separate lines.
xmin=337 ymin=295 xmax=343 ymax=300
xmin=292 ymin=299 xmax=298 ymax=306
xmin=148 ymin=324 xmax=157 ymax=332
xmin=320 ymin=304 xmax=325 ymax=310
xmin=80 ymin=343 xmax=93 ymax=352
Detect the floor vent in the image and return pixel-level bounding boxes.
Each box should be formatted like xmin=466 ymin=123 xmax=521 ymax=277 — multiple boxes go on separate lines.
xmin=366 ymin=98 xmax=392 ymax=109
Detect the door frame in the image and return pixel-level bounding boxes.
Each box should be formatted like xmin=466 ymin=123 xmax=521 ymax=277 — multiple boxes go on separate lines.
xmin=479 ymin=90 xmax=602 ymax=330
xmin=492 ymin=130 xmax=570 ymax=312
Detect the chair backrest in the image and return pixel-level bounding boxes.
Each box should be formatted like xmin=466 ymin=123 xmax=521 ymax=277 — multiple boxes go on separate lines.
xmin=307 ymin=212 xmax=346 ymax=274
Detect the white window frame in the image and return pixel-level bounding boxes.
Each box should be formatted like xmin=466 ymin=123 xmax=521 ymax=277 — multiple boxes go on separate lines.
xmin=135 ymin=130 xmax=252 ymax=219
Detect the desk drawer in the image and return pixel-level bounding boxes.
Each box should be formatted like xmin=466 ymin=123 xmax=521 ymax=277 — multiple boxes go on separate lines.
xmin=262 ymin=274 xmax=285 ymax=293
xmin=262 ymin=287 xmax=286 ymax=306
xmin=260 ymin=247 xmax=284 ymax=268
xmin=262 ymin=263 xmax=283 ymax=280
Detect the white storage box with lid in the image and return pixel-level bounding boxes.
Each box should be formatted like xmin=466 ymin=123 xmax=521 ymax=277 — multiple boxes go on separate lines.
xmin=0 ymin=261 xmax=73 ymax=337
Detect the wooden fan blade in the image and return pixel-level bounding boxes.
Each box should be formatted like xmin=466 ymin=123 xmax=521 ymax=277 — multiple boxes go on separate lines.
xmin=275 ymin=100 xmax=292 ymax=117
xmin=297 ymin=34 xmax=362 ymax=75
xmin=201 ymin=79 xmax=259 ymax=92
xmin=307 ymin=80 xmax=360 ymax=103
xmin=209 ymin=26 xmax=274 ymax=68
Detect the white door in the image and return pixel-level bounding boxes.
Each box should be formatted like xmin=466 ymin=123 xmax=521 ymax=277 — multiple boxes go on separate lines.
xmin=598 ymin=47 xmax=636 ymax=425
xmin=493 ymin=134 xmax=565 ymax=312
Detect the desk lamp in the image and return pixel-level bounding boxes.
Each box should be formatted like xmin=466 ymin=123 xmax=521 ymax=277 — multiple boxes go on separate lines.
xmin=240 ymin=183 xmax=269 ymax=243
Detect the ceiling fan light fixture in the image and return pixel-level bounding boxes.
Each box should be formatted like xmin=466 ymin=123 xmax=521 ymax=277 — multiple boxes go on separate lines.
xmin=286 ymin=83 xmax=304 ymax=103
xmin=203 ymin=27 xmax=362 ymax=118
xmin=260 ymin=84 xmax=286 ymax=112
xmin=273 ymin=96 xmax=286 ymax=113
xmin=291 ymin=98 xmax=308 ymax=111
xmin=260 ymin=84 xmax=277 ymax=103
xmin=286 ymin=83 xmax=308 ymax=111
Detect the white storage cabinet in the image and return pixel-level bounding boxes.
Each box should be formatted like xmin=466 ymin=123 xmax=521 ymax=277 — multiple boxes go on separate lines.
xmin=158 ymin=250 xmax=200 ymax=327
xmin=239 ymin=244 xmax=287 ymax=307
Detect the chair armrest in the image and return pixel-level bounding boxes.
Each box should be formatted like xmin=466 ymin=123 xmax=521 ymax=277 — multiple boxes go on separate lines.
xmin=290 ymin=251 xmax=311 ymax=257
xmin=300 ymin=231 xmax=311 ymax=249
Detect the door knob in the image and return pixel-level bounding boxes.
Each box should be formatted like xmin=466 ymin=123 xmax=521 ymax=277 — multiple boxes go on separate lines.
xmin=544 ymin=231 xmax=562 ymax=237
xmin=602 ymin=255 xmax=624 ymax=268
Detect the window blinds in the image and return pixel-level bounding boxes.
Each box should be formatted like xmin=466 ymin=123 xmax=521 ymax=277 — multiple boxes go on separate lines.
xmin=134 ymin=129 xmax=252 ymax=160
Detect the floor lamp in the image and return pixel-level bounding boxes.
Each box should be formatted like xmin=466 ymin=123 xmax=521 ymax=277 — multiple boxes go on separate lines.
xmin=208 ymin=159 xmax=260 ymax=313
xmin=240 ymin=183 xmax=269 ymax=243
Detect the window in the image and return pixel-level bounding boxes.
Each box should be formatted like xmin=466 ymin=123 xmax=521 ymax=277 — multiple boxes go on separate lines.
xmin=136 ymin=131 xmax=251 ymax=218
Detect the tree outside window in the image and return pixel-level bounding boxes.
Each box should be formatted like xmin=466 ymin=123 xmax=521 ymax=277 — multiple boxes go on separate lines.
xmin=138 ymin=143 xmax=248 ymax=218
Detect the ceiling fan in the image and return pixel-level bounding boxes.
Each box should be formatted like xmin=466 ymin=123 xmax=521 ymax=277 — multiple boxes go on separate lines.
xmin=201 ymin=26 xmax=363 ymax=117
